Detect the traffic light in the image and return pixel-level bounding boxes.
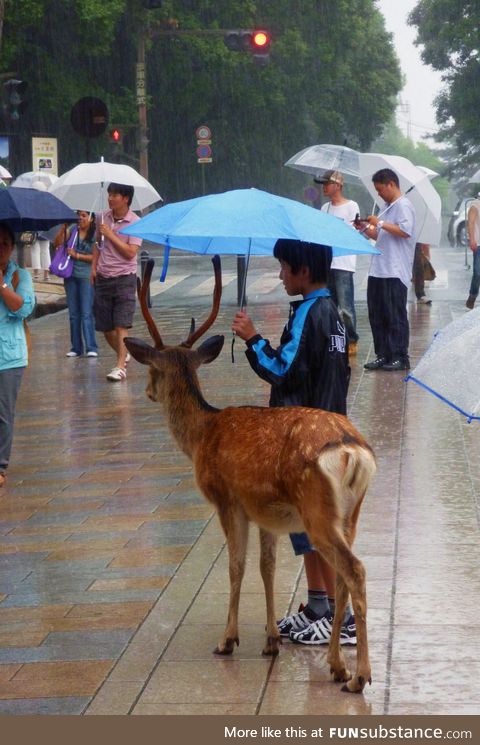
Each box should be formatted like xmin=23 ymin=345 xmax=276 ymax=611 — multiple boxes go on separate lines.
xmin=224 ymin=29 xmax=272 ymax=63
xmin=110 ymin=128 xmax=122 ymax=144
xmin=3 ymin=79 xmax=28 ymax=121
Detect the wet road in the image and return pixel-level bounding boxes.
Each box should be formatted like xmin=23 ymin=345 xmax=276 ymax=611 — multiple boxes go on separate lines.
xmin=0 ymin=241 xmax=478 ymax=714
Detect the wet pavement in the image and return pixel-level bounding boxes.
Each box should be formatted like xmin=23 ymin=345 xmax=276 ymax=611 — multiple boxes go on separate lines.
xmin=0 ymin=242 xmax=479 ymax=715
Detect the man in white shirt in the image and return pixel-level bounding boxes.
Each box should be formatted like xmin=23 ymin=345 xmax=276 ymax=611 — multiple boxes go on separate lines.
xmin=360 ymin=168 xmax=416 ymax=372
xmin=315 ymin=170 xmax=359 ymax=354
xmin=466 ymin=197 xmax=480 ymax=309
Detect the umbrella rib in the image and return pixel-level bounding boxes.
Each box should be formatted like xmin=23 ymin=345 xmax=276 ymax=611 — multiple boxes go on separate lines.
xmin=406 ymin=374 xmax=480 ymax=422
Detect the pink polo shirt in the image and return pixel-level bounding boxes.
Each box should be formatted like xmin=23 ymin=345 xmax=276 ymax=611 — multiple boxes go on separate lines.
xmin=96 ymin=209 xmax=142 ymax=278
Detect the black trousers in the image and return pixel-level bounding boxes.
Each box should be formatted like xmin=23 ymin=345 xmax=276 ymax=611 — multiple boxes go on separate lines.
xmin=367 ymin=276 xmax=409 ymax=361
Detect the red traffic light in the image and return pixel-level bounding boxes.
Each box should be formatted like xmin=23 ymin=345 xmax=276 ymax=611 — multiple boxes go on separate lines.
xmin=111 ymin=128 xmax=122 ymax=143
xmin=252 ymin=31 xmax=270 ymax=49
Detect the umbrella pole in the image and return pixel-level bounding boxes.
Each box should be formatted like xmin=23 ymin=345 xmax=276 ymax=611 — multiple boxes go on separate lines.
xmin=238 ymin=241 xmax=251 ymax=310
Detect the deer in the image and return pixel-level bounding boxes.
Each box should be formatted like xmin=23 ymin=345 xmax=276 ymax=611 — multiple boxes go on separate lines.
xmin=124 ymin=256 xmax=376 ymax=694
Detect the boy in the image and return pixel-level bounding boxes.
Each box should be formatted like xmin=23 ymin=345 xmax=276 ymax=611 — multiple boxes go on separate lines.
xmin=231 ymin=239 xmax=356 ymax=646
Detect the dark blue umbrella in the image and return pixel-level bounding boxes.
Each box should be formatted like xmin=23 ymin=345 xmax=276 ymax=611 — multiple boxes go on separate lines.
xmin=0 ymin=187 xmax=77 ymax=232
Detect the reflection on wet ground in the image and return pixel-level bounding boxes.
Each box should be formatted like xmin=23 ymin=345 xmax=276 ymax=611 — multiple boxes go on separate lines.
xmin=0 ymin=245 xmax=478 ymax=714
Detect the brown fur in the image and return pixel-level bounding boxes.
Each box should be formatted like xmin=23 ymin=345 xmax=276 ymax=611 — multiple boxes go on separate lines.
xmin=125 ymin=337 xmax=376 ymax=693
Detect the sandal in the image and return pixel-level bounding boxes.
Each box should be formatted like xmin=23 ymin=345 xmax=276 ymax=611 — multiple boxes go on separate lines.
xmin=106 ymin=366 xmax=127 ymax=382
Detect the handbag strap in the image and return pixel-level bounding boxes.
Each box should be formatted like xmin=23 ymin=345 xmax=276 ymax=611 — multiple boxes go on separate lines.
xmin=11 ymin=270 xmax=31 ymax=363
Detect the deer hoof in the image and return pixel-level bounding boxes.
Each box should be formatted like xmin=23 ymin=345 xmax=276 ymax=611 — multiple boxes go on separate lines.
xmin=341 ymin=673 xmax=371 ymax=693
xmin=213 ymin=637 xmax=239 ymax=655
xmin=262 ymin=636 xmax=281 ymax=656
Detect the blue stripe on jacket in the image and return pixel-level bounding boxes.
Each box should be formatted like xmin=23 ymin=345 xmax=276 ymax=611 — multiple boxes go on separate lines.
xmin=251 ymin=288 xmax=330 ymax=378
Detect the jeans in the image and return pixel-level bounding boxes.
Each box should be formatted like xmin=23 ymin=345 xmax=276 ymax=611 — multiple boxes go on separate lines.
xmin=328 ymin=269 xmax=358 ymax=343
xmin=367 ymin=276 xmax=409 ymax=361
xmin=469 ymin=248 xmax=480 ymax=298
xmin=0 ymin=367 xmax=24 ymax=473
xmin=64 ymin=276 xmax=97 ymax=355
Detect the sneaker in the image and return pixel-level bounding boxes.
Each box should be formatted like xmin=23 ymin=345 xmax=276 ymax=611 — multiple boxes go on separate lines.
xmin=417 ymin=296 xmax=432 ymax=305
xmin=466 ymin=295 xmax=476 ymax=310
xmin=291 ymin=613 xmax=357 ymax=646
xmin=382 ymin=357 xmax=410 ymax=371
xmin=125 ymin=352 xmax=131 ymax=364
xmin=364 ymin=356 xmax=387 ymax=370
xmin=66 ymin=351 xmax=80 ymax=358
xmin=277 ymin=604 xmax=318 ymax=637
xmin=106 ymin=366 xmax=127 ymax=382
xmin=290 ymin=612 xmax=334 ymax=645
xmin=86 ymin=351 xmax=98 ymax=358
xmin=341 ymin=615 xmax=357 ymax=646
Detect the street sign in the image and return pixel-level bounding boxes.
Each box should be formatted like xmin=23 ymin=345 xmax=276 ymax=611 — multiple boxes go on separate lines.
xmin=196 ymin=144 xmax=212 ymax=159
xmin=304 ymin=186 xmax=319 ymax=202
xmin=196 ymin=125 xmax=211 ymax=140
xmin=70 ymin=97 xmax=109 ymax=138
xmin=136 ymin=63 xmax=146 ymax=105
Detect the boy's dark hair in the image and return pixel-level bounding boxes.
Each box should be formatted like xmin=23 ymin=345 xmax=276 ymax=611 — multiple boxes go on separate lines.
xmin=372 ymin=168 xmax=399 ymax=188
xmin=107 ymin=182 xmax=134 ymax=206
xmin=0 ymin=222 xmax=15 ymax=245
xmin=273 ymin=239 xmax=332 ymax=283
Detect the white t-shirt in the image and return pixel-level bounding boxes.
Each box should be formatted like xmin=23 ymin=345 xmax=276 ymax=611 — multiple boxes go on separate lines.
xmin=368 ymin=196 xmax=416 ymax=288
xmin=321 ymin=200 xmax=359 ymax=272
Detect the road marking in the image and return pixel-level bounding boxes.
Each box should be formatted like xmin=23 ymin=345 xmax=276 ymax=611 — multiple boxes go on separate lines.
xmin=185 ymin=273 xmax=236 ymax=296
xmin=149 ymin=275 xmax=189 ymax=295
xmin=247 ymin=272 xmax=282 ymax=294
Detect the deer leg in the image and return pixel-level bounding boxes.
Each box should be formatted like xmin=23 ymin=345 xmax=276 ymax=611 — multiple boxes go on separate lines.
xmin=259 ymin=528 xmax=280 ymax=657
xmin=327 ymin=569 xmax=351 ymax=684
xmin=332 ymin=542 xmax=371 ymax=693
xmin=213 ymin=506 xmax=249 ymax=656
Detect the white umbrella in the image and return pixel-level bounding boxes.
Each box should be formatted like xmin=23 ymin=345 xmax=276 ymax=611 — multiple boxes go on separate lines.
xmin=284 ymin=144 xmax=360 ymax=183
xmin=48 ymin=158 xmax=162 ymax=212
xmin=12 ymin=170 xmax=58 ymax=189
xmin=468 ymin=168 xmax=480 ymax=183
xmin=0 ymin=165 xmax=12 ymax=180
xmin=416 ymin=165 xmax=440 ymax=180
xmin=406 ymin=307 xmax=480 ymax=422
xmin=359 ymin=153 xmax=442 ymax=245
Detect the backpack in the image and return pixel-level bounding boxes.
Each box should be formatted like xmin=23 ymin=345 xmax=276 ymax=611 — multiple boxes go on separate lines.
xmin=11 ymin=270 xmax=32 ymax=362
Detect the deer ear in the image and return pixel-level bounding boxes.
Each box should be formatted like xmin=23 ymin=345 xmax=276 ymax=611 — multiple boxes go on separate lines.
xmin=196 ymin=335 xmax=224 ymax=364
xmin=124 ymin=337 xmax=160 ymax=366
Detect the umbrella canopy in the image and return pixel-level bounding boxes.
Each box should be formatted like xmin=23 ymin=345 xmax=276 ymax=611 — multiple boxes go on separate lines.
xmin=416 ymin=165 xmax=440 ymax=180
xmin=0 ymin=165 xmax=12 ymax=180
xmin=12 ymin=171 xmax=58 ymax=189
xmin=49 ymin=159 xmax=162 ymax=212
xmin=359 ymin=153 xmax=442 ymax=245
xmin=120 ymin=187 xmax=379 ymax=257
xmin=0 ymin=187 xmax=77 ymax=232
xmin=284 ymin=144 xmax=360 ymax=183
xmin=468 ymin=168 xmax=480 ymax=184
xmin=406 ymin=308 xmax=480 ymax=422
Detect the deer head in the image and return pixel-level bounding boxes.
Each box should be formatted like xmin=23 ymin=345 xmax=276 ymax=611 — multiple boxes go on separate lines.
xmin=124 ymin=255 xmax=224 ymax=403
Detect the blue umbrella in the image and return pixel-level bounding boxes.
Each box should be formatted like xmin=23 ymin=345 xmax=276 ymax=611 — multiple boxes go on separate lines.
xmin=0 ymin=187 xmax=77 ymax=232
xmin=120 ymin=187 xmax=378 ymax=258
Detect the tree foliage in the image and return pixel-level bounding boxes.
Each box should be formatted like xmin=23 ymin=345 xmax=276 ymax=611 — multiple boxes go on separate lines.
xmin=1 ymin=0 xmax=402 ymax=201
xmin=408 ymin=0 xmax=480 ymax=180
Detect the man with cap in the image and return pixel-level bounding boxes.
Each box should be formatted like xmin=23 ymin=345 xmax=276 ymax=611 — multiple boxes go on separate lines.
xmin=315 ymin=170 xmax=360 ymax=354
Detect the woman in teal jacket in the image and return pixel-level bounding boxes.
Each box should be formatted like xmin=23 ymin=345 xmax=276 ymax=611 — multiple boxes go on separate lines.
xmin=0 ymin=222 xmax=35 ymax=488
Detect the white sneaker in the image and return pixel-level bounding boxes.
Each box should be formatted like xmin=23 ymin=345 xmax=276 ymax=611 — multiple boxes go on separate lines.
xmin=86 ymin=351 xmax=98 ymax=358
xmin=66 ymin=351 xmax=79 ymax=357
xmin=106 ymin=366 xmax=127 ymax=382
xmin=417 ymin=296 xmax=432 ymax=305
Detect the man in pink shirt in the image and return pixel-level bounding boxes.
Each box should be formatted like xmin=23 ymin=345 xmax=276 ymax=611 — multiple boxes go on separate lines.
xmin=92 ymin=183 xmax=142 ymax=382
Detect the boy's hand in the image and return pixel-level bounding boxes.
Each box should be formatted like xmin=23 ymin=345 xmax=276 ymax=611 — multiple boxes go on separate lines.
xmin=232 ymin=310 xmax=257 ymax=341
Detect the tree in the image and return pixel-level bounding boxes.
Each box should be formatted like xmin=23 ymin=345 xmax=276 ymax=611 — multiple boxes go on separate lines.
xmin=0 ymin=0 xmax=402 ymax=200
xmin=408 ymin=1 xmax=480 ymax=181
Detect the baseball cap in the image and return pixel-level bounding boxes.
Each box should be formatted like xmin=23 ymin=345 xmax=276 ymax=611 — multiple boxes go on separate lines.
xmin=314 ymin=169 xmax=344 ymax=186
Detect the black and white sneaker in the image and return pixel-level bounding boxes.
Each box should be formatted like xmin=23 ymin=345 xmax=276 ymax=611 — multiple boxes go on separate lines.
xmin=290 ymin=613 xmax=357 ymax=646
xmin=277 ymin=604 xmax=318 ymax=637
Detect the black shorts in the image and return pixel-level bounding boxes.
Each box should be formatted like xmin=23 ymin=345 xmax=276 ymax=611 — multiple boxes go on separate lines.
xmin=94 ymin=273 xmax=137 ymax=332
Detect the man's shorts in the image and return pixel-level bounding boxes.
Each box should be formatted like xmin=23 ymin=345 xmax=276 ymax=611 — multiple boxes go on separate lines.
xmin=94 ymin=273 xmax=137 ymax=332
xmin=290 ymin=531 xmax=314 ymax=556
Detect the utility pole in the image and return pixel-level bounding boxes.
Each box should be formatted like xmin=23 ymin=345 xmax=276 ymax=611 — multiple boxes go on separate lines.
xmin=0 ymin=1 xmax=5 ymax=56
xmin=137 ymin=31 xmax=148 ymax=179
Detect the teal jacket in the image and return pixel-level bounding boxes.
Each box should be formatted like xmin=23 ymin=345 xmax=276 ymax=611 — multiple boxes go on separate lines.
xmin=0 ymin=260 xmax=35 ymax=371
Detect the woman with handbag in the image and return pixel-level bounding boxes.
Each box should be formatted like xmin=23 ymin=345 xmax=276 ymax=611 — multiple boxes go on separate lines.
xmin=0 ymin=222 xmax=35 ymax=489
xmin=53 ymin=211 xmax=98 ymax=358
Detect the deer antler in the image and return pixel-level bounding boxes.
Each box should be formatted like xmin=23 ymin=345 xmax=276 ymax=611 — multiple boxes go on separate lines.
xmin=137 ymin=258 xmax=165 ymax=350
xmin=181 ymin=254 xmax=222 ymax=348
